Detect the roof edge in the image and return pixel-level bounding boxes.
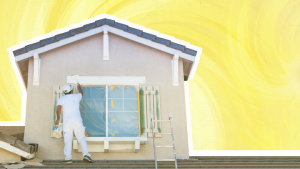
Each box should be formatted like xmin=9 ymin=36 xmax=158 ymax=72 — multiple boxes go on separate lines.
xmin=10 ymin=14 xmax=201 ymax=58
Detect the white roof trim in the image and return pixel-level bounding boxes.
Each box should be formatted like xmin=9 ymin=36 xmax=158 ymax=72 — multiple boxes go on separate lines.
xmin=13 ymin=26 xmax=196 ymax=62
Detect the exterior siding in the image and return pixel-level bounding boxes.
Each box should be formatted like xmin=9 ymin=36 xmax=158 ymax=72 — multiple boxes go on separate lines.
xmin=24 ymin=33 xmax=188 ymax=160
xmin=0 ymin=148 xmax=21 ymax=162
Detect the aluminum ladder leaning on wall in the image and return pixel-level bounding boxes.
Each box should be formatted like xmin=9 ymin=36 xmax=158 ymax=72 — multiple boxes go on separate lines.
xmin=151 ymin=112 xmax=177 ymax=169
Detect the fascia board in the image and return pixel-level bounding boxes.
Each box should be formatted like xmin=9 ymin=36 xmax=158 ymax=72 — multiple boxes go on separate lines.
xmin=188 ymin=47 xmax=202 ymax=80
xmin=12 ymin=14 xmax=201 ymax=59
xmin=14 ymin=25 xmax=195 ymax=62
xmin=15 ymin=27 xmax=104 ymax=62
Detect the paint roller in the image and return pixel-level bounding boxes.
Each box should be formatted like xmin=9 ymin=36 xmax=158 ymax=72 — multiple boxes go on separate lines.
xmin=71 ymin=74 xmax=80 ymax=85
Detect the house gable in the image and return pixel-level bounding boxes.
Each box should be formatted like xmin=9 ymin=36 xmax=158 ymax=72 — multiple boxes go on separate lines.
xmin=5 ymin=14 xmax=201 ymax=126
xmin=12 ymin=19 xmax=198 ymax=57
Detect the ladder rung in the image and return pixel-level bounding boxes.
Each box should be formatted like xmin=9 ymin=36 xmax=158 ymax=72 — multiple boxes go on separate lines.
xmin=157 ymin=159 xmax=176 ymax=161
xmin=153 ymin=120 xmax=170 ymax=122
xmin=155 ymin=145 xmax=174 ymax=148
xmin=154 ymin=132 xmax=172 ymax=135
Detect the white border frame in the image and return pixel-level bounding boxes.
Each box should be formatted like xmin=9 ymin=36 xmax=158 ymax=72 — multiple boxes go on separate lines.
xmin=1 ymin=51 xmax=27 ymax=126
xmin=184 ymin=81 xmax=300 ymax=156
xmin=189 ymin=150 xmax=300 ymax=156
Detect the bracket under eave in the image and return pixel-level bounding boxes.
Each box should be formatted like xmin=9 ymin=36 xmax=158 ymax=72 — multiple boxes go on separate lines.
xmin=103 ymin=27 xmax=109 ymax=60
xmin=172 ymin=53 xmax=179 ymax=86
xmin=33 ymin=52 xmax=40 ymax=86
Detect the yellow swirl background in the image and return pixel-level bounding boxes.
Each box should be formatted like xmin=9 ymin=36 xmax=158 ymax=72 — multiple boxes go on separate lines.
xmin=1 ymin=0 xmax=300 ymax=150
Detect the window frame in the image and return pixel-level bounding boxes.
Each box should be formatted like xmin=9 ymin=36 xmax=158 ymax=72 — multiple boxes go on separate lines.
xmin=77 ymin=85 xmax=140 ymax=138
xmin=67 ymin=76 xmax=147 ymax=142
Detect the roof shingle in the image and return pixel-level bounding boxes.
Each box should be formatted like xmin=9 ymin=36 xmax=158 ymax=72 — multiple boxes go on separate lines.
xmin=113 ymin=22 xmax=128 ymax=31
xmin=70 ymin=27 xmax=84 ymax=36
xmin=141 ymin=32 xmax=156 ymax=41
xmin=40 ymin=37 xmax=57 ymax=46
xmin=55 ymin=32 xmax=71 ymax=41
xmin=25 ymin=42 xmax=41 ymax=51
xmin=169 ymin=42 xmax=185 ymax=52
xmin=127 ymin=27 xmax=143 ymax=36
xmin=84 ymin=22 xmax=97 ymax=31
xmin=13 ymin=18 xmax=198 ymax=57
xmin=155 ymin=37 xmax=171 ymax=46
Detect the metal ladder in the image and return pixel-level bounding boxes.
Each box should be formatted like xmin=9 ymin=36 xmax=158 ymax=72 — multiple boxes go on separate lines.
xmin=151 ymin=112 xmax=177 ymax=169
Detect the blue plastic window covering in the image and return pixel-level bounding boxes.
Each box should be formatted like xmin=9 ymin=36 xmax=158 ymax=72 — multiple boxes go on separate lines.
xmin=108 ymin=86 xmax=139 ymax=137
xmin=79 ymin=86 xmax=106 ymax=137
xmin=76 ymin=85 xmax=139 ymax=137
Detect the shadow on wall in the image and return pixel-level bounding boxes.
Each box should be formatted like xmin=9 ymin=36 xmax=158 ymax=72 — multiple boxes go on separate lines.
xmin=0 ymin=127 xmax=24 ymax=141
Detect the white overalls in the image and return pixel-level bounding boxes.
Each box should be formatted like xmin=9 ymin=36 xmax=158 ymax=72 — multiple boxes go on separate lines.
xmin=57 ymin=93 xmax=91 ymax=160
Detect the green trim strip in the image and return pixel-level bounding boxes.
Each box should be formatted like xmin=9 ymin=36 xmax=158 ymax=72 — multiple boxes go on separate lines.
xmin=53 ymin=91 xmax=57 ymax=126
xmin=155 ymin=90 xmax=161 ymax=133
xmin=139 ymin=88 xmax=146 ymax=134
xmin=148 ymin=91 xmax=152 ymax=130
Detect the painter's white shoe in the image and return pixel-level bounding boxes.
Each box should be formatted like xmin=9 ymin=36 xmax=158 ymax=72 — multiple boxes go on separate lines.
xmin=83 ymin=155 xmax=94 ymax=163
xmin=61 ymin=159 xmax=72 ymax=164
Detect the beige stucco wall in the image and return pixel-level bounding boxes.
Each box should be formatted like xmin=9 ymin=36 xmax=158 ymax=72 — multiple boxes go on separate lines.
xmin=24 ymin=33 xmax=188 ymax=160
xmin=0 ymin=149 xmax=20 ymax=163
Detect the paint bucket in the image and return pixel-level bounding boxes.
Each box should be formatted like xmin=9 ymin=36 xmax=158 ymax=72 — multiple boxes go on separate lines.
xmin=52 ymin=123 xmax=63 ymax=138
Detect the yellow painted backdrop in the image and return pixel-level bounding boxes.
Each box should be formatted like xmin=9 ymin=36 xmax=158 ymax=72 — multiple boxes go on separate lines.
xmin=1 ymin=0 xmax=300 ymax=150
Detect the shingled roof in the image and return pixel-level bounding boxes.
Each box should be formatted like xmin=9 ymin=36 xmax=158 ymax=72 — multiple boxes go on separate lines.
xmin=13 ymin=18 xmax=198 ymax=57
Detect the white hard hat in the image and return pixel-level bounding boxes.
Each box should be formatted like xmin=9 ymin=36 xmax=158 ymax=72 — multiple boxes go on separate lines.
xmin=63 ymin=84 xmax=73 ymax=93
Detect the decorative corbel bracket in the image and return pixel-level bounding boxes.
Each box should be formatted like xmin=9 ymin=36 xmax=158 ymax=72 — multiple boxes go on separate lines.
xmin=103 ymin=27 xmax=109 ymax=60
xmin=172 ymin=53 xmax=179 ymax=86
xmin=33 ymin=52 xmax=40 ymax=86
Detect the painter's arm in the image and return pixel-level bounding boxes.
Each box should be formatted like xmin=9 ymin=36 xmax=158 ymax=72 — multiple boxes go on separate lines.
xmin=55 ymin=105 xmax=62 ymax=125
xmin=77 ymin=83 xmax=83 ymax=96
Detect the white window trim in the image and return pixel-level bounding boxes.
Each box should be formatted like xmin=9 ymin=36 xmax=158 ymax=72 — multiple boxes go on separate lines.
xmin=67 ymin=76 xmax=146 ymax=85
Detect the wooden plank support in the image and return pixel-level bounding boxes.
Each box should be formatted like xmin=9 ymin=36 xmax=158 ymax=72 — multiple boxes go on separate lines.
xmin=104 ymin=140 xmax=109 ymax=152
xmin=172 ymin=53 xmax=179 ymax=86
xmin=33 ymin=52 xmax=40 ymax=86
xmin=0 ymin=140 xmax=35 ymax=159
xmin=134 ymin=140 xmax=140 ymax=152
xmin=103 ymin=27 xmax=109 ymax=60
